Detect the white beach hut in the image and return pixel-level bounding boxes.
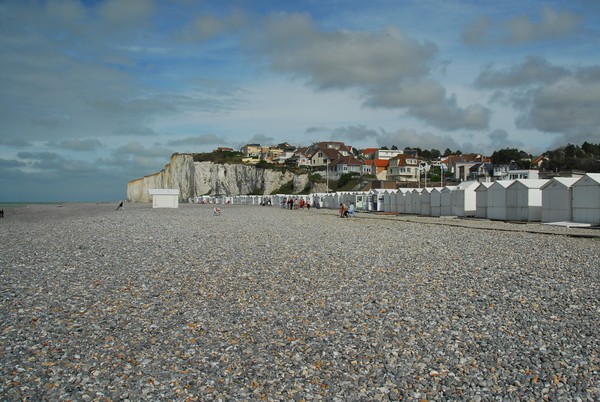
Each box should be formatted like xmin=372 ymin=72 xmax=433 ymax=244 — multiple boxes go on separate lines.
xmin=440 ymin=186 xmax=456 ymax=216
xmin=368 ymin=189 xmax=385 ymax=211
xmin=148 ymin=189 xmax=180 ymax=208
xmin=411 ymin=188 xmax=424 ymax=215
xmin=452 ymin=181 xmax=479 ymax=217
xmin=383 ymin=190 xmax=397 ymax=212
xmin=506 ymin=179 xmax=549 ymax=222
xmin=487 ymin=180 xmax=513 ymax=220
xmin=403 ymin=189 xmax=414 ymax=214
xmin=541 ymin=178 xmax=578 ymax=223
xmin=395 ymin=188 xmax=411 ymax=213
xmin=420 ymin=188 xmax=434 ymax=216
xmin=475 ymin=182 xmax=493 ymax=219
xmin=354 ymin=193 xmax=369 ymax=211
xmin=572 ymin=173 xmax=600 ymax=224
xmin=430 ymin=188 xmax=442 ymax=216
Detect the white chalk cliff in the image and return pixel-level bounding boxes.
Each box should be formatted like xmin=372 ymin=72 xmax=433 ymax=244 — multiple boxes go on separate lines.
xmin=127 ymin=154 xmax=317 ymax=202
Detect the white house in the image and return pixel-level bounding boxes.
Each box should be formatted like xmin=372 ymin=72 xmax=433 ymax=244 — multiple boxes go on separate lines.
xmin=572 ymin=173 xmax=600 ymax=225
xmin=375 ymin=149 xmax=403 ymax=160
xmin=148 ymin=189 xmax=180 ymax=208
xmin=506 ymin=179 xmax=549 ymax=222
xmin=541 ymin=177 xmax=578 ymax=223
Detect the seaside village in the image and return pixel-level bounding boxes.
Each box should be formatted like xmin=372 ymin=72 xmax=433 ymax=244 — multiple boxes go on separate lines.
xmin=148 ymin=141 xmax=600 ymax=227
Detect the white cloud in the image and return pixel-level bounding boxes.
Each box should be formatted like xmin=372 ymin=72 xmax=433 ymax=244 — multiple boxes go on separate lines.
xmin=463 ymin=6 xmax=583 ymax=45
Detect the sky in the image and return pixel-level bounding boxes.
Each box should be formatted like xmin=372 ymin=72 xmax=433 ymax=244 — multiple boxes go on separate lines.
xmin=1 ymin=0 xmax=599 ymax=202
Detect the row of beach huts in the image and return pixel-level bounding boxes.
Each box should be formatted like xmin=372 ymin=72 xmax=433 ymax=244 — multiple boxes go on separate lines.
xmin=180 ymin=173 xmax=600 ymax=225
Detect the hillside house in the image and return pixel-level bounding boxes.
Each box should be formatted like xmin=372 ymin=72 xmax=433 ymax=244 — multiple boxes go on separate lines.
xmin=388 ymin=154 xmax=421 ymax=182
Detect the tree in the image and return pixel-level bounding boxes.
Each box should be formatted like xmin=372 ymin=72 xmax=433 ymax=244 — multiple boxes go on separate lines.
xmin=491 ymin=148 xmax=521 ymax=165
xmin=420 ymin=149 xmax=432 ymax=159
xmin=443 ymin=148 xmax=452 ymax=157
xmin=391 ymin=145 xmax=398 ymax=150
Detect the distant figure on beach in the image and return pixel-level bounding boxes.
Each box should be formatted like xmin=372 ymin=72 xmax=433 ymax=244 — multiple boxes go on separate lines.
xmin=348 ymin=203 xmax=355 ymax=217
xmin=0 ymin=209 xmax=3 ymax=218
xmin=214 ymin=207 xmax=221 ymax=216
xmin=339 ymin=203 xmax=348 ymax=218
xmin=116 ymin=201 xmax=124 ymax=211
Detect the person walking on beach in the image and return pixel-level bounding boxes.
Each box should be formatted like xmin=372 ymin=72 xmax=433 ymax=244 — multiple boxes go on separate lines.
xmin=0 ymin=209 xmax=3 ymax=218
xmin=116 ymin=201 xmax=124 ymax=211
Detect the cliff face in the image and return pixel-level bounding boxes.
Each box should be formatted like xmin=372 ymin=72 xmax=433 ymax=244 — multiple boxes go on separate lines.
xmin=127 ymin=154 xmax=309 ymax=202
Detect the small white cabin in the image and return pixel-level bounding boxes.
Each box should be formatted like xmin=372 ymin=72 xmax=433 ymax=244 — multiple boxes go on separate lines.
xmin=541 ymin=178 xmax=578 ymax=223
xmin=148 ymin=189 xmax=180 ymax=208
xmin=572 ymin=173 xmax=600 ymax=224
xmin=411 ymin=188 xmax=424 ymax=215
xmin=475 ymin=182 xmax=493 ymax=218
xmin=506 ymin=179 xmax=549 ymax=222
xmin=440 ymin=186 xmax=456 ymax=216
xmin=487 ymin=180 xmax=513 ymax=220
xmin=452 ymin=181 xmax=479 ymax=217
xmin=420 ymin=188 xmax=434 ymax=216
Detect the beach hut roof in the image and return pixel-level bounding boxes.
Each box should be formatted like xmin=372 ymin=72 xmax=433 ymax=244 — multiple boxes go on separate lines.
xmin=508 ymin=179 xmax=549 ymax=189
xmin=475 ymin=182 xmax=493 ymax=191
xmin=540 ymin=177 xmax=578 ymax=190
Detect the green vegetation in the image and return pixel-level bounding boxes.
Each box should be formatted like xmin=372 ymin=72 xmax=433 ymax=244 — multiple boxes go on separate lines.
xmin=541 ymin=142 xmax=600 ymax=173
xmin=193 ymin=150 xmax=244 ymax=164
xmin=308 ymin=173 xmax=326 ymax=183
xmin=270 ymin=180 xmax=294 ymax=195
xmin=333 ymin=173 xmax=361 ymax=191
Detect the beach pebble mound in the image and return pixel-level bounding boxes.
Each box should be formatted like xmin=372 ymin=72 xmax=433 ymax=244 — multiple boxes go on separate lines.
xmin=1 ymin=203 xmax=599 ymax=401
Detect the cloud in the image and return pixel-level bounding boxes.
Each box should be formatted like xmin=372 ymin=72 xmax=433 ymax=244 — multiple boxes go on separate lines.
xmin=474 ymin=57 xmax=600 ymax=145
xmin=249 ymin=12 xmax=489 ymax=131
xmin=475 ymin=56 xmax=569 ymax=88
xmin=47 ymin=139 xmax=104 ymax=151
xmin=328 ymin=125 xmax=380 ymax=142
xmin=0 ymin=159 xmax=27 ymax=168
xmin=167 ymin=134 xmax=226 ymax=146
xmin=253 ymin=15 xmax=436 ymax=89
xmin=113 ymin=142 xmax=173 ymax=158
xmin=17 ymin=151 xmax=62 ymax=161
xmin=0 ymin=138 xmax=32 ymax=147
xmin=488 ymin=128 xmax=524 ymax=149
xmin=178 ymin=9 xmax=247 ymax=42
xmin=376 ymin=128 xmax=461 ymax=151
xmin=518 ymin=75 xmax=600 ymax=144
xmin=409 ymin=96 xmax=491 ymax=131
xmin=243 ymin=133 xmax=274 ymax=146
xmin=463 ymin=6 xmax=582 ymax=45
xmin=97 ymin=0 xmax=155 ymax=27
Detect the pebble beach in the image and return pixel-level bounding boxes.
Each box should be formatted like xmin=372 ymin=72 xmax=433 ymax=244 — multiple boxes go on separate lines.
xmin=1 ymin=203 xmax=599 ymax=401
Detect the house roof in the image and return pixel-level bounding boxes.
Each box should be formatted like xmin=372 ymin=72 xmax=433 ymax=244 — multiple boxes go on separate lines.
xmin=310 ymin=147 xmax=341 ymax=160
xmin=361 ymin=147 xmax=378 ymax=156
xmin=330 ymin=155 xmax=363 ymax=166
xmin=372 ymin=159 xmax=389 ymax=167
xmin=390 ymin=154 xmax=420 ymax=165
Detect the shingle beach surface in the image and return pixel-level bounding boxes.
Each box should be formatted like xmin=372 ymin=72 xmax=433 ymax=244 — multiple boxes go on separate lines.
xmin=1 ymin=203 xmax=599 ymax=401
